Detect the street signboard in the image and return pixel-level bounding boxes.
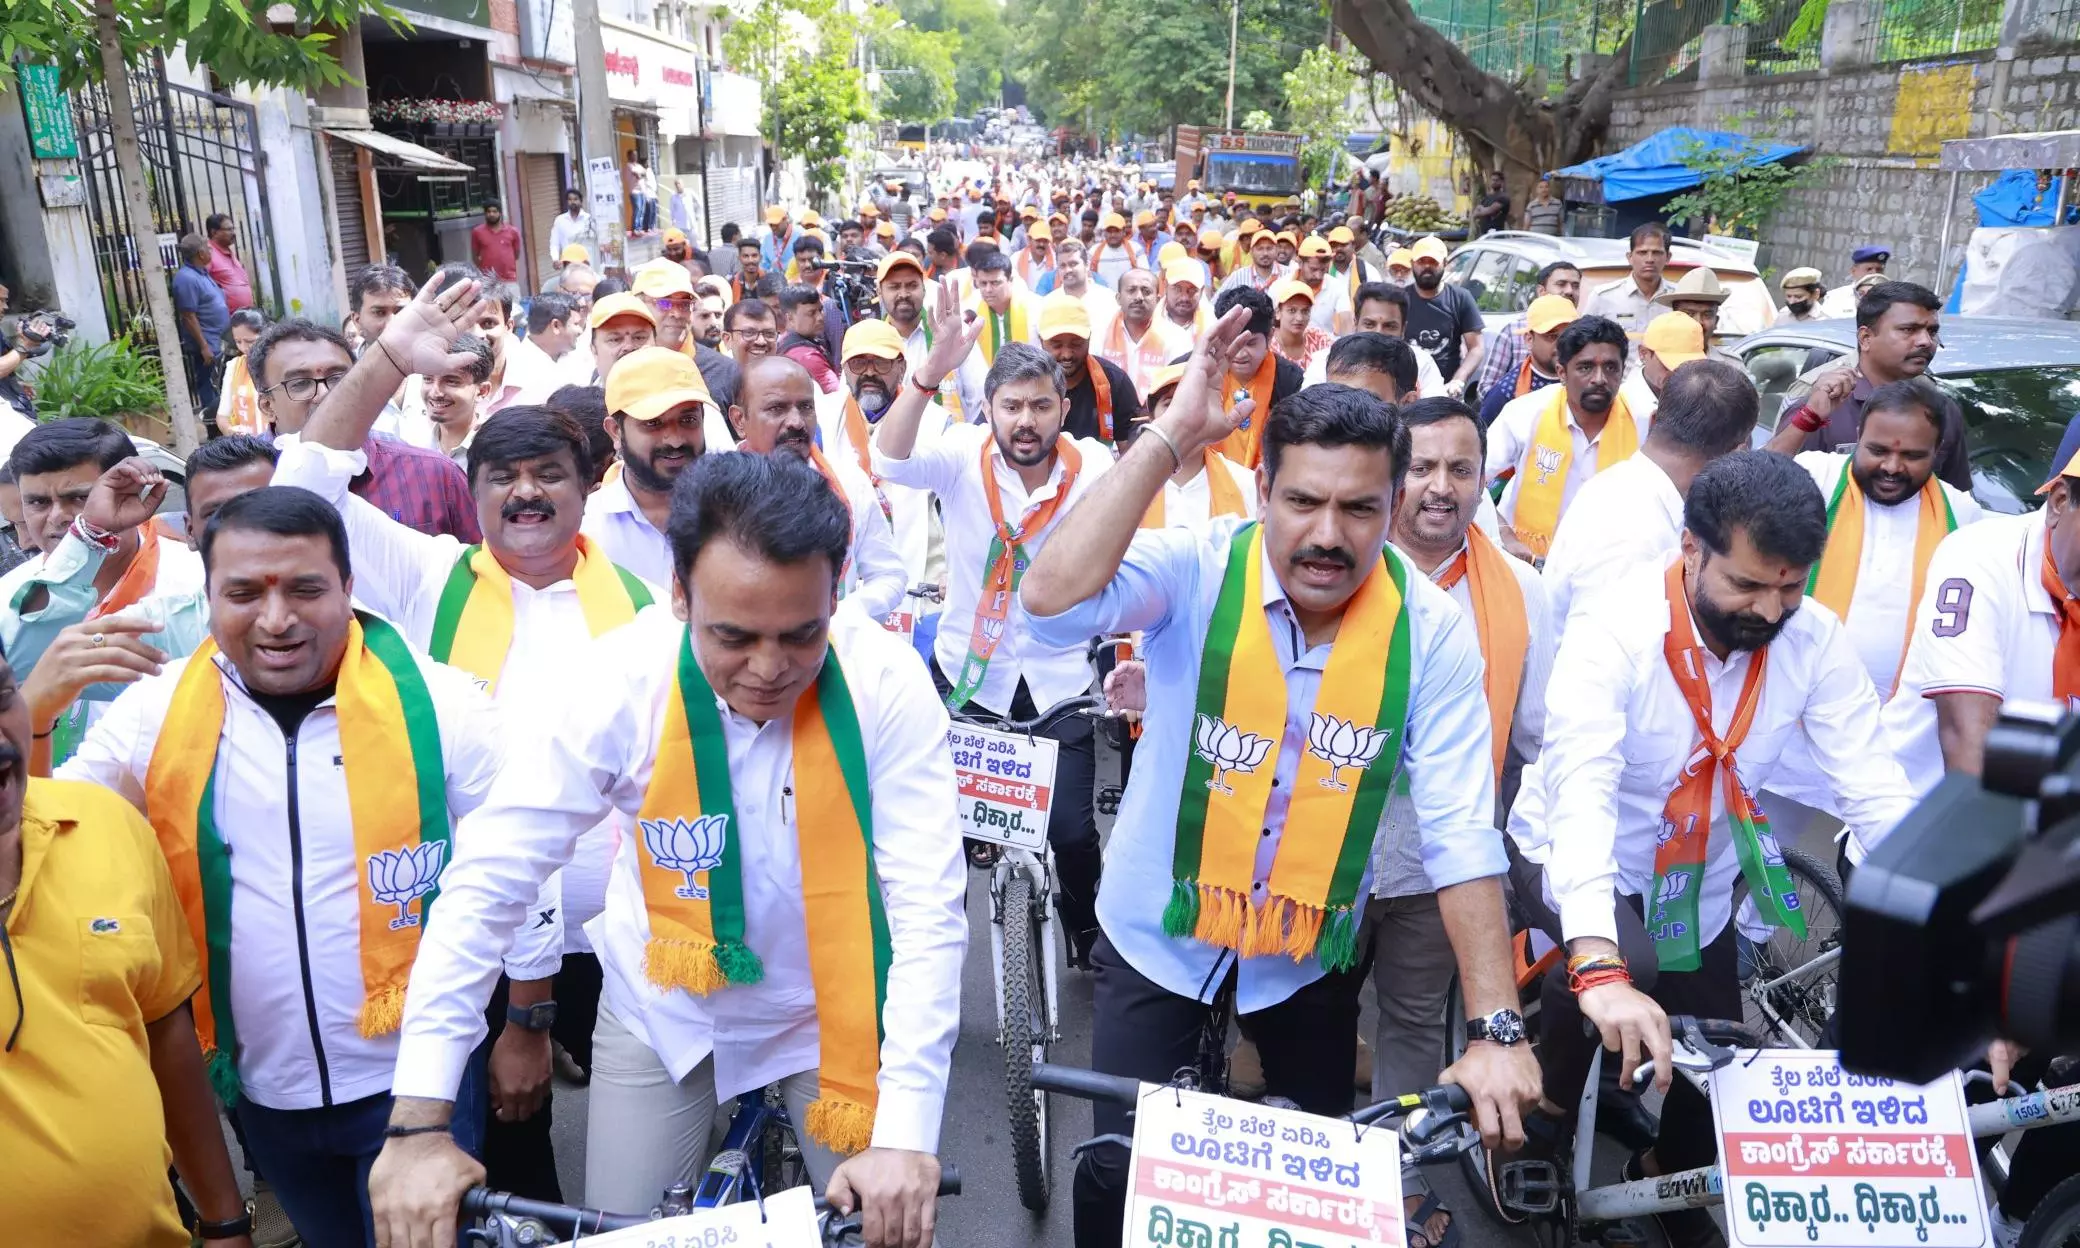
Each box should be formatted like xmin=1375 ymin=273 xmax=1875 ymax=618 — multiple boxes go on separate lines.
xmin=20 ymin=64 xmax=78 ymax=160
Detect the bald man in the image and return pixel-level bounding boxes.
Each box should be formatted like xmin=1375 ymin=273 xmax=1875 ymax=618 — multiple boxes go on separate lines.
xmin=729 ymin=355 xmax=906 ymax=622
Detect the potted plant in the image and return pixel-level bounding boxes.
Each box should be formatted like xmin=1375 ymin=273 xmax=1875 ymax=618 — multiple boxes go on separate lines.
xmin=29 ymin=336 xmax=172 ymax=441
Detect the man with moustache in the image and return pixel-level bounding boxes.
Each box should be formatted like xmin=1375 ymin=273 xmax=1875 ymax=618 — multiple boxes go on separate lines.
xmin=724 ymin=298 xmax=781 ymax=371
xmin=1217 ymin=225 xmax=1288 ymax=295
xmin=873 ymin=251 xmax=980 ymax=422
xmin=1039 ymin=293 xmax=1142 ymax=448
xmin=1402 ymin=237 xmax=1483 ymax=399
xmin=1580 ymin=222 xmax=1673 ymax=333
xmin=1095 ymin=268 xmax=1188 ymax=400
xmin=1367 ymin=396 xmax=1552 ymax=1108
xmin=1474 ymin=262 xmax=1582 ymax=403
xmin=824 ymin=319 xmax=954 ymax=594
xmin=692 ymin=279 xmax=730 ymax=348
xmin=1504 ymin=451 xmax=1911 ymax=1248
xmin=584 ymin=347 xmax=718 ymax=586
xmin=1302 ymin=284 xmax=1447 ymax=397
xmin=1045 ymin=239 xmax=1119 ymax=329
xmin=873 ymin=287 xmax=1117 ymax=969
xmin=729 ymin=355 xmax=905 ymax=622
xmin=1766 ymin=282 xmax=1972 ymax=492
xmin=1486 ymin=315 xmax=1638 ymax=561
xmin=1019 ymin=338 xmax=1541 ymax=1248
xmin=636 ymin=262 xmax=741 ymax=412
xmin=1158 ymin=262 xmax=1213 ymax=347
xmin=1477 ymin=297 xmax=1576 ymax=429
xmin=1207 ymin=287 xmax=1304 ymax=468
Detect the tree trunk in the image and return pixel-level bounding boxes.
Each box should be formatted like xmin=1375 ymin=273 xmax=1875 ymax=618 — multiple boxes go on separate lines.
xmin=95 ymin=0 xmax=203 ymax=455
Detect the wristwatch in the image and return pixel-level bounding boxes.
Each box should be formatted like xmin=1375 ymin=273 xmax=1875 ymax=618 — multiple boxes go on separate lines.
xmin=197 ymin=1204 xmax=255 ymax=1241
xmin=506 ymin=1000 xmax=558 ymax=1032
xmin=1466 ymin=1008 xmax=1528 ymax=1046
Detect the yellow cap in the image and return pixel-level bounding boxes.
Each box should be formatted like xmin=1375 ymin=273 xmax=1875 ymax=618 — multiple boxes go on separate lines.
xmin=764 ymin=205 xmax=787 ymax=225
xmin=1412 ymin=236 xmax=1450 ymax=263
xmin=875 ymin=251 xmax=925 ymax=282
xmin=632 ymin=261 xmax=697 ymax=298
xmin=1298 ymin=236 xmax=1332 ymax=258
xmin=1326 ymin=225 xmax=1355 ymax=244
xmin=1162 ymin=260 xmax=1202 ymax=289
xmin=1144 ymin=362 xmax=1189 ymax=401
xmin=799 ymin=209 xmax=823 ymax=227
xmin=661 ymin=227 xmax=688 ymax=245
xmin=1036 ymin=292 xmax=1092 ymax=341
xmin=842 ymin=317 xmax=908 ymax=363
xmin=1157 ymin=241 xmax=1187 ymax=267
xmin=558 ymin=243 xmax=591 ymax=263
xmin=1028 ymin=221 xmax=1054 ymax=242
xmin=1642 ymin=311 xmax=1707 ymax=366
xmin=876 ymin=219 xmax=896 ymax=238
xmin=1187 ymin=179 xmax=1201 ymax=191
xmin=1020 ymin=204 xmax=1040 ymax=219
xmin=1101 ymin=211 xmax=1127 ymax=230
xmin=1270 ymin=277 xmax=1315 ymax=307
xmin=1237 ymin=217 xmax=1261 ymax=234
xmin=928 ymin=206 xmax=949 ymax=222
xmin=1275 ymin=231 xmax=1298 ymax=247
xmin=1387 ymin=248 xmax=1416 ymax=270
xmin=2040 ymin=446 xmax=2080 ymax=493
xmin=588 ymin=291 xmax=660 ymax=331
xmin=606 ymin=345 xmax=711 ymax=421
xmin=1134 ymin=210 xmax=1157 ymax=227
xmin=1526 ymin=294 xmax=1580 ymax=335
xmin=859 ymin=202 xmax=880 ymax=217
xmin=1197 ymin=228 xmax=1224 ymax=248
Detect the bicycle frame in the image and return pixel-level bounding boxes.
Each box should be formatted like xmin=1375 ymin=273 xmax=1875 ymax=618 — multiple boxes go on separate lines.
xmin=986 ymin=844 xmax=1061 ymax=1046
xmin=1743 ymin=945 xmax=1841 ymax=1046
xmin=691 ymin=1091 xmax=797 ymax=1208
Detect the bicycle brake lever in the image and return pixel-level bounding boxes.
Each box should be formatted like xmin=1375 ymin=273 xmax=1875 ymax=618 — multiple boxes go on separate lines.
xmin=1071 ymin=1133 xmax=1136 ymax=1161
xmin=1678 ymin=1017 xmax=1740 ymax=1071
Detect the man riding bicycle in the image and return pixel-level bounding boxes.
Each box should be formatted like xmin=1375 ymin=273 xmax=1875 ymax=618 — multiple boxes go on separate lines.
xmin=1018 ymin=308 xmax=1542 ymax=1248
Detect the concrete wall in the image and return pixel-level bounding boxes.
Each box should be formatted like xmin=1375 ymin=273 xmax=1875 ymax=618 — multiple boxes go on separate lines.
xmin=1605 ymin=24 xmax=2080 ymax=292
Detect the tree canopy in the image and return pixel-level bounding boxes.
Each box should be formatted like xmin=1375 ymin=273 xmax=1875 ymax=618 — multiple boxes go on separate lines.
xmin=894 ymin=0 xmax=1012 ymax=115
xmin=724 ymin=0 xmax=874 ymax=197
xmin=0 ymin=0 xmax=401 ymax=91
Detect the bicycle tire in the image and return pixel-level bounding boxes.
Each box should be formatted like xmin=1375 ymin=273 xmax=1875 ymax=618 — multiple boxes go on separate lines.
xmin=1733 ymin=846 xmax=1846 ymax=1048
xmin=1001 ymin=869 xmax=1052 ymax=1212
xmin=1441 ymin=975 xmax=1527 ymax=1227
xmin=2023 ymin=1172 xmax=2080 ymax=1248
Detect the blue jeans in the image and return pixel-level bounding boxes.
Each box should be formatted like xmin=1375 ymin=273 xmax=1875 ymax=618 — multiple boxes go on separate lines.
xmin=233 ymin=1046 xmax=489 ymax=1248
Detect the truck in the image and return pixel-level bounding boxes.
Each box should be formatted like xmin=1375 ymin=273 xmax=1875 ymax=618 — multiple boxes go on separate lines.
xmin=1172 ymin=125 xmax=1303 ymax=211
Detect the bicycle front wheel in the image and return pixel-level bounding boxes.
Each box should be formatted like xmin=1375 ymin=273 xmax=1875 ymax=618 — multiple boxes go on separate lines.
xmin=1733 ymin=846 xmax=1845 ymax=1048
xmin=1000 ymin=869 xmax=1053 ymax=1212
xmin=2021 ymin=1172 xmax=2080 ymax=1248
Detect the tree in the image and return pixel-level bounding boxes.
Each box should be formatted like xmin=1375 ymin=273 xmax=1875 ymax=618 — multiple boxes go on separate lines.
xmin=1332 ymin=0 xmax=1731 ymax=224
xmin=871 ymin=15 xmax=958 ymax=126
xmin=1283 ymin=45 xmax=1363 ymax=191
xmin=0 ymin=0 xmax=401 ymax=454
xmin=724 ymin=0 xmax=873 ymax=202
xmin=1663 ymin=131 xmax=1833 ymax=238
xmin=895 ymin=0 xmax=1010 ymax=115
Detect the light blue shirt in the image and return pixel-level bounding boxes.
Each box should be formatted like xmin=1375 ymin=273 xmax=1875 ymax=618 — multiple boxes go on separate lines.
xmin=1021 ymin=519 xmax=1506 ymax=1011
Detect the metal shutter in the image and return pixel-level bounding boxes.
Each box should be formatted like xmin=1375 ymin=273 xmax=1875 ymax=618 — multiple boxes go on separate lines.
xmin=522 ymin=153 xmax=564 ymax=288
xmin=331 ymin=138 xmax=369 ymax=274
xmin=706 ymin=162 xmax=757 ymax=251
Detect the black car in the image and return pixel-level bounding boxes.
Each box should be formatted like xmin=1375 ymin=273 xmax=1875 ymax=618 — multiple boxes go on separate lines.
xmin=1722 ymin=316 xmax=2080 ymax=514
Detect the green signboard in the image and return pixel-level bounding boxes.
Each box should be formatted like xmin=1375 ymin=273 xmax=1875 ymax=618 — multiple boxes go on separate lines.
xmin=397 ymin=0 xmax=491 ymax=27
xmin=20 ymin=64 xmax=78 ymax=160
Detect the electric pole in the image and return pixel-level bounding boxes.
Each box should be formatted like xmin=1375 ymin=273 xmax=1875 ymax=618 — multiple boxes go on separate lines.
xmin=1224 ymin=0 xmax=1240 ymax=129
xmin=570 ymin=0 xmax=623 ymax=266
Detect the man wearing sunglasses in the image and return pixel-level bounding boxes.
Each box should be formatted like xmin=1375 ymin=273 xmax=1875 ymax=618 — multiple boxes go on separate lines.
xmin=248 ymin=319 xmax=480 ymax=541
xmin=635 ymin=260 xmax=739 ymax=413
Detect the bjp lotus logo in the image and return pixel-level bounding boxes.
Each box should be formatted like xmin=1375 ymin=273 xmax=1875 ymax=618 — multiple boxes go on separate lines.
xmin=642 ymin=815 xmax=729 ymax=900
xmin=1533 ymin=445 xmax=1563 ymax=485
xmin=1307 ymin=714 xmax=1389 ymax=791
xmin=368 ymin=842 xmax=446 ymax=930
xmin=1194 ymin=714 xmax=1273 ymax=795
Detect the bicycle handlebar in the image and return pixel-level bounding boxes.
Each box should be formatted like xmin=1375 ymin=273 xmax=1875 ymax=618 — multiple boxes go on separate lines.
xmin=460 ymin=1166 xmax=961 ymax=1237
xmin=1032 ymin=1061 xmax=1471 ymax=1123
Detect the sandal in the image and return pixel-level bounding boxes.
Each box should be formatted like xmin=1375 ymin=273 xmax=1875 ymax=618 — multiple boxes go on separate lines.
xmin=1402 ymin=1168 xmax=1461 ymax=1248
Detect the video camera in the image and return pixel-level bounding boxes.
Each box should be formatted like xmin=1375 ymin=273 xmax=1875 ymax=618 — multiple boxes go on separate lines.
xmin=1841 ymin=704 xmax=2080 ymax=1081
xmin=12 ymin=310 xmax=75 ymax=356
xmin=803 ymin=258 xmax=879 ymax=327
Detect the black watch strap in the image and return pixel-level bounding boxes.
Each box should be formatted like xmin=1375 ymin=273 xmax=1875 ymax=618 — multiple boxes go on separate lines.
xmin=197 ymin=1207 xmax=255 ymax=1240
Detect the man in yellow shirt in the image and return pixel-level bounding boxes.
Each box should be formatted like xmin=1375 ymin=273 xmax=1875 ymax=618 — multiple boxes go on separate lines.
xmin=0 ymin=676 xmax=253 ymax=1246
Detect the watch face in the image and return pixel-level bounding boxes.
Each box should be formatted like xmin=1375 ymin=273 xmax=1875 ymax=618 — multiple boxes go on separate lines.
xmin=1481 ymin=1009 xmax=1527 ymax=1045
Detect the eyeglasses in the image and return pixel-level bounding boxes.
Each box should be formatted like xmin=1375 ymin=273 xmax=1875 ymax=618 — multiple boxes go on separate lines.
xmin=652 ymin=297 xmax=695 ymax=314
xmin=733 ymin=328 xmax=779 ymax=343
xmin=266 ymin=371 xmax=350 ymax=402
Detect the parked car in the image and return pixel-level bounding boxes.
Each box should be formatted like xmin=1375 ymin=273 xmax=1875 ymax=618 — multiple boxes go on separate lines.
xmin=1441 ymin=230 xmax=1778 ymax=339
xmin=1721 ymin=315 xmax=2080 ymax=514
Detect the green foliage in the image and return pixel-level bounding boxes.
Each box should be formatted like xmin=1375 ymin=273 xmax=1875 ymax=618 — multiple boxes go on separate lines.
xmin=0 ymin=0 xmax=408 ymax=92
xmin=724 ymin=0 xmax=874 ymax=199
xmin=895 ymin=0 xmax=1009 ymax=114
xmin=1008 ymin=0 xmax=1327 ymax=136
xmin=30 ymin=337 xmax=166 ymax=422
xmin=1282 ymin=45 xmax=1361 ymax=191
xmin=1241 ymin=108 xmax=1275 ymax=131
xmin=1662 ymin=130 xmax=1834 ymax=238
xmin=871 ymin=11 xmax=959 ymax=124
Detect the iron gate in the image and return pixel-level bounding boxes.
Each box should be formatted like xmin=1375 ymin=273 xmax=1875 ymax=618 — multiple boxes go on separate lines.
xmin=72 ymin=54 xmax=281 ymax=354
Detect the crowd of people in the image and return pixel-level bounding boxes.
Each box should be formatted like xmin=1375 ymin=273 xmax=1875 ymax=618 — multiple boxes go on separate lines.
xmin=8 ymin=154 xmax=2079 ymax=1248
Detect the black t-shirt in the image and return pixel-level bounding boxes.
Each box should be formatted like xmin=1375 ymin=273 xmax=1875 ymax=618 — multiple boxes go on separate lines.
xmin=1271 ymin=355 xmax=1305 ymax=408
xmin=1405 ymin=284 xmax=1483 ymax=381
xmin=1064 ymin=356 xmax=1142 ymax=444
xmin=249 ymin=682 xmax=338 ymax=739
xmin=1476 ymin=191 xmax=1511 ymax=234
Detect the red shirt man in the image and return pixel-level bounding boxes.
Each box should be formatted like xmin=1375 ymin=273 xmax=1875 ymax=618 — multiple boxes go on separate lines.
xmin=470 ymin=203 xmax=524 ymax=281
xmin=205 ymin=214 xmax=253 ymax=311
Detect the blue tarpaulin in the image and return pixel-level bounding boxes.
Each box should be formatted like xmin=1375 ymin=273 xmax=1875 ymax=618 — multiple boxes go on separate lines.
xmin=1550 ymin=127 xmax=1805 ymax=203
xmin=1973 ymin=168 xmax=2075 ymax=226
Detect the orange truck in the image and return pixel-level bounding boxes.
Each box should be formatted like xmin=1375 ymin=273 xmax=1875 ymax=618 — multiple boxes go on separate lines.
xmin=1173 ymin=124 xmax=1303 ymax=211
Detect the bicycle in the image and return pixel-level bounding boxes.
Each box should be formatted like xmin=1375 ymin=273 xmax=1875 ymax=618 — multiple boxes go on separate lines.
xmin=460 ymin=1165 xmax=963 ymax=1246
xmin=948 ymin=650 xmax=1118 ymax=1214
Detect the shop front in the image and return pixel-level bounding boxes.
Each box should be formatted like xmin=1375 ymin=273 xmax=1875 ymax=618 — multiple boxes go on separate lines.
xmin=359 ymin=9 xmax=504 ymax=275
xmin=601 ymin=17 xmax=704 ymax=239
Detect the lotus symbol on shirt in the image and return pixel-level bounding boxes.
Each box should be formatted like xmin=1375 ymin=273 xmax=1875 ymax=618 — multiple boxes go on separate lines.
xmin=1193 ymin=714 xmax=1273 ymax=795
xmin=1307 ymin=714 xmax=1389 ymax=791
xmin=1533 ymin=446 xmax=1564 ymax=486
xmin=368 ymin=842 xmax=446 ymax=930
xmin=642 ymin=815 xmax=729 ymax=900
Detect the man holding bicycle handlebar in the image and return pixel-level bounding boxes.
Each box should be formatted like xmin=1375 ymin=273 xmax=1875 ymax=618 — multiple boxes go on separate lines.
xmin=1018 ymin=309 xmax=1541 ymax=1248
xmin=1505 ymin=451 xmax=1914 ymax=1248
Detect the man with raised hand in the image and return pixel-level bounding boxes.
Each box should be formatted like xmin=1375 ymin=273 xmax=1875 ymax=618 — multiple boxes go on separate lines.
xmin=872 ymin=283 xmax=1115 ymax=968
xmin=873 ymin=250 xmax=980 ymax=422
xmin=1016 ymin=315 xmax=1539 ymax=1248
xmin=730 ymin=354 xmax=906 ymax=623
xmin=369 ymin=452 xmax=965 ymax=1248
xmin=826 ymin=318 xmax=954 ymax=594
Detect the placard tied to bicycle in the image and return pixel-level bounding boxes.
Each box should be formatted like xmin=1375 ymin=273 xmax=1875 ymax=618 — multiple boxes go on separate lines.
xmin=947 ymin=723 xmax=1057 ymax=853
xmin=1124 ymin=1084 xmax=1405 ymax=1248
xmin=1709 ymin=1050 xmax=1989 ymax=1248
xmin=557 ymin=1183 xmax=822 ymax=1248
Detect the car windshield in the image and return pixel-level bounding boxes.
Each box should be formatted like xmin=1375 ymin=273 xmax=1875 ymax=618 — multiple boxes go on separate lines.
xmin=1944 ymin=365 xmax=2080 ymax=513
xmin=1207 ymin=154 xmax=1297 ymax=195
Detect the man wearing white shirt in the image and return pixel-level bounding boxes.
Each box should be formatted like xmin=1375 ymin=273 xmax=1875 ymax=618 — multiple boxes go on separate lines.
xmin=1766 ymin=381 xmax=1981 ymax=838
xmin=583 ymin=347 xmax=719 ymax=586
xmin=823 ymin=318 xmax=952 ymax=606
xmin=872 ymin=250 xmax=981 ymax=423
xmin=1300 ymin=284 xmax=1446 ymax=396
xmin=1485 ymin=314 xmax=1642 ymax=561
xmin=1293 ymin=235 xmax=1347 ymax=332
xmin=873 ymin=294 xmax=1116 ymax=966
xmin=1127 ymin=364 xmax=1257 ymax=535
xmin=1883 ymin=449 xmax=2080 ymax=788
xmin=730 ymin=355 xmax=906 ymax=623
xmin=1094 ymin=268 xmax=1189 ymax=400
xmin=1018 ymin=348 xmax=1540 ymax=1248
xmin=548 ymin=188 xmax=598 ymax=270
xmin=56 ymin=486 xmax=525 ymax=1242
xmin=1369 ymin=396 xmax=1552 ymax=1104
xmin=1088 ymin=211 xmax=1140 ymax=289
xmin=965 ymin=249 xmax=1041 ymax=373
xmin=1318 ymin=332 xmax=1421 ymax=405
xmin=1540 ymin=360 xmax=1759 ymax=630
xmin=1613 ymin=311 xmax=1706 ymax=429
xmin=507 ymin=292 xmax=583 ymax=407
xmin=368 ymin=452 xmax=965 ymax=1244
xmin=1050 ymin=238 xmax=1120 ymax=330
xmin=1506 ymin=452 xmax=1912 ymax=1247
xmin=1157 ymin=261 xmax=1213 ymax=348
